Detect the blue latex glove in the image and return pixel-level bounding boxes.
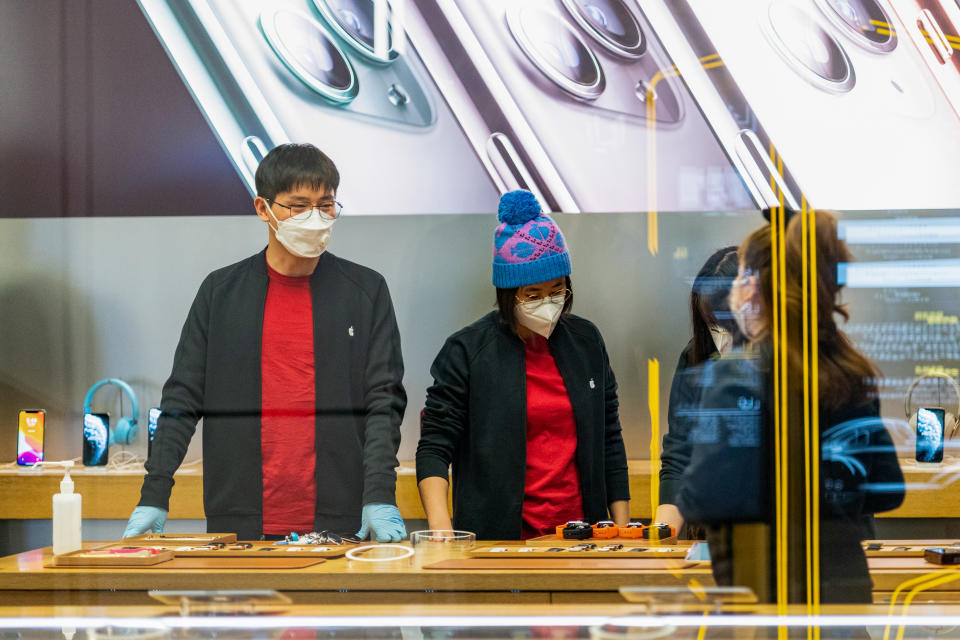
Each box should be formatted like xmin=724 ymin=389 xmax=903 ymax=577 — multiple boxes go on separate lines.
xmin=356 ymin=503 xmax=406 ymax=543
xmin=122 ymin=506 xmax=168 ymax=538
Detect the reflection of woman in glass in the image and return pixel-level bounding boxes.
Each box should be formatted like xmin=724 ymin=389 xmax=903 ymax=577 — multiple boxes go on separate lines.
xmin=678 ymin=210 xmax=904 ymax=603
xmin=416 ymin=190 xmax=630 ymax=540
xmin=656 ymin=246 xmax=739 ymax=538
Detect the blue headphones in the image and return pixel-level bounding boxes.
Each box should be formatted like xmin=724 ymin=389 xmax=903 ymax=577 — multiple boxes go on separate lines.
xmin=83 ymin=378 xmax=140 ymax=445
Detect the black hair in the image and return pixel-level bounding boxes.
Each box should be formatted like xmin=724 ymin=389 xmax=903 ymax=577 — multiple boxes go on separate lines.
xmin=255 ymin=143 xmax=340 ymax=201
xmin=690 ymin=246 xmax=739 ymax=365
xmin=496 ymin=275 xmax=573 ymax=336
xmin=761 ymin=205 xmax=797 ymax=225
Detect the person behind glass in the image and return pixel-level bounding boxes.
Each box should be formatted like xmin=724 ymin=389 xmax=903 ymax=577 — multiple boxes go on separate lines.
xmin=416 ymin=190 xmax=630 ymax=540
xmin=122 ymin=143 xmax=407 ymax=542
xmin=677 ymin=209 xmax=904 ymax=603
xmin=655 ymin=246 xmax=739 ymax=538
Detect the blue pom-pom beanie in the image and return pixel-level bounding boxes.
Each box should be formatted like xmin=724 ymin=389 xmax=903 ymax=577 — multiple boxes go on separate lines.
xmin=492 ymin=190 xmax=571 ymax=288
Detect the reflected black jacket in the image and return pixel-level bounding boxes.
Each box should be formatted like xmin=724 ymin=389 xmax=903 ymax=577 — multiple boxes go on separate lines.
xmin=138 ymin=250 xmax=406 ymax=539
xmin=677 ymin=345 xmax=905 ymax=603
xmin=659 ymin=340 xmax=716 ymax=507
xmin=416 ymin=312 xmax=630 ymax=540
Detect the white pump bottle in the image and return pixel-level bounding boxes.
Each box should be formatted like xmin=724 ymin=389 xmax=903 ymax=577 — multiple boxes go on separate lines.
xmin=52 ymin=462 xmax=82 ymax=555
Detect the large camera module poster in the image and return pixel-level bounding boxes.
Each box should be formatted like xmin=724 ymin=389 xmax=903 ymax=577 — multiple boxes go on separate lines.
xmin=4 ymin=0 xmax=960 ymax=217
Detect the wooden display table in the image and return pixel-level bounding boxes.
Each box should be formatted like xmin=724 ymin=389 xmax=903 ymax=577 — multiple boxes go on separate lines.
xmin=0 ymin=541 xmax=708 ymax=605
xmin=4 ymin=539 xmax=960 ymax=606
xmin=0 ymin=458 xmax=953 ymax=520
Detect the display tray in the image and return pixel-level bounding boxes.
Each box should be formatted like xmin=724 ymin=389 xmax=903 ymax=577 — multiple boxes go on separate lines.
xmin=90 ymin=542 xmax=349 ymax=558
xmin=862 ymin=540 xmax=960 ymax=557
xmin=470 ymin=544 xmax=691 ymax=558
xmin=425 ymin=558 xmax=697 ymax=570
xmin=51 ymin=547 xmax=174 ymax=567
xmin=144 ymin=557 xmax=326 ymax=570
xmin=124 ymin=533 xmax=238 ymax=544
xmin=526 ymin=534 xmax=683 ymax=546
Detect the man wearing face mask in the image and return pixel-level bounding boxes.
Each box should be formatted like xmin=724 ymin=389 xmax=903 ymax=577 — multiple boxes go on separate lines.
xmin=415 ymin=190 xmax=630 ymax=540
xmin=123 ymin=143 xmax=407 ymax=543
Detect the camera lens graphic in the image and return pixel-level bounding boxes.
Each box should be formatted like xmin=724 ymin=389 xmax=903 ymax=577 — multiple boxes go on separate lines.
xmin=814 ymin=0 xmax=897 ymax=52
xmin=765 ymin=2 xmax=855 ymax=93
xmin=260 ymin=9 xmax=358 ymax=104
xmin=560 ymin=0 xmax=645 ymax=59
xmin=507 ymin=6 xmax=605 ymax=100
xmin=312 ymin=0 xmax=399 ymax=63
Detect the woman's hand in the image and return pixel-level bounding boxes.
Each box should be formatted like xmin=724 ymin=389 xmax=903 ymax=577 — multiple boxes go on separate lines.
xmin=653 ymin=503 xmax=684 ymax=533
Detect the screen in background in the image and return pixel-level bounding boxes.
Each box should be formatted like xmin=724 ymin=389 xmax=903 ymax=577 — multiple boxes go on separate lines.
xmin=916 ymin=407 xmax=946 ymax=463
xmin=83 ymin=413 xmax=109 ymax=466
xmin=16 ymin=410 xmax=45 ymax=465
xmin=147 ymin=407 xmax=161 ymax=458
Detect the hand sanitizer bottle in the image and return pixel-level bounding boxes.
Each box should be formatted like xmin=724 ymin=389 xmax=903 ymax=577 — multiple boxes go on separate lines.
xmin=52 ymin=463 xmax=82 ymax=555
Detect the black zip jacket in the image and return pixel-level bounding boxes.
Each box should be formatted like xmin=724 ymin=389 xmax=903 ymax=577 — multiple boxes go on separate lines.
xmin=138 ymin=249 xmax=406 ymax=539
xmin=677 ymin=345 xmax=905 ymax=603
xmin=416 ymin=312 xmax=630 ymax=540
xmin=659 ymin=340 xmax=715 ymax=507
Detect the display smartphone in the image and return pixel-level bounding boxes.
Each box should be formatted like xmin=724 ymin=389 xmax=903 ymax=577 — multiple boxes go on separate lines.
xmin=83 ymin=413 xmax=110 ymax=467
xmin=135 ymin=0 xmax=498 ymax=214
xmin=410 ymin=0 xmax=754 ymax=212
xmin=916 ymin=407 xmax=946 ymax=463
xmin=147 ymin=407 xmax=161 ymax=458
xmin=643 ymin=0 xmax=960 ymax=210
xmin=16 ymin=409 xmax=45 ymax=466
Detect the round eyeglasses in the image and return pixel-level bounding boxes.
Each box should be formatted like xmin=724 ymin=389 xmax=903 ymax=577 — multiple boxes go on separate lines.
xmin=515 ymin=288 xmax=572 ymax=308
xmin=267 ymin=198 xmax=343 ymax=220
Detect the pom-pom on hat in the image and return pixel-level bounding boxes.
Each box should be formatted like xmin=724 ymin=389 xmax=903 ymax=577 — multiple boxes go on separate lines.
xmin=492 ymin=190 xmax=571 ymax=288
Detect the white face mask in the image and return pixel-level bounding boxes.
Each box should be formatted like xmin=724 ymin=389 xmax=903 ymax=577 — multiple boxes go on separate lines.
xmin=515 ymin=296 xmax=565 ymax=339
xmin=267 ymin=204 xmax=336 ymax=258
xmin=710 ymin=327 xmax=733 ymax=354
xmin=730 ymin=299 xmax=759 ymax=340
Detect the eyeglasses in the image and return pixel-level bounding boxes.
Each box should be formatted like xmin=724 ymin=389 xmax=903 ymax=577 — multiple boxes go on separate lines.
xmin=515 ymin=288 xmax=572 ymax=308
xmin=266 ymin=198 xmax=343 ymax=220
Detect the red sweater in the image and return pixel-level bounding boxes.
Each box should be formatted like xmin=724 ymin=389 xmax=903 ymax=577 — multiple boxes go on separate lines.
xmin=521 ymin=335 xmax=583 ymax=539
xmin=261 ymin=265 xmax=317 ymax=534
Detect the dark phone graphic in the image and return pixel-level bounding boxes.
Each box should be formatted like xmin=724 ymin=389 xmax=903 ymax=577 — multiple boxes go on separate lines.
xmin=83 ymin=413 xmax=110 ymax=466
xmin=916 ymin=407 xmax=945 ymax=463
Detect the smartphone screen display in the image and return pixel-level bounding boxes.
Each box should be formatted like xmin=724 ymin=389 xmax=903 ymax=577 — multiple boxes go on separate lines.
xmin=17 ymin=410 xmax=45 ymax=465
xmin=147 ymin=407 xmax=161 ymax=458
xmin=916 ymin=407 xmax=946 ymax=463
xmin=83 ymin=413 xmax=110 ymax=466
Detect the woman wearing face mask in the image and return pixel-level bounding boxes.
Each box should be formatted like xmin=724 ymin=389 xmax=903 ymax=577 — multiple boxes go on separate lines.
xmin=416 ymin=190 xmax=630 ymax=540
xmin=677 ymin=210 xmax=904 ymax=603
xmin=656 ymin=246 xmax=739 ymax=538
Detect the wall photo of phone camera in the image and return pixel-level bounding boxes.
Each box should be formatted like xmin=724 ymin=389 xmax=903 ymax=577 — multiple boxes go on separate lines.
xmin=83 ymin=413 xmax=110 ymax=467
xmin=16 ymin=410 xmax=46 ymax=466
xmin=916 ymin=407 xmax=946 ymax=463
xmin=136 ymin=0 xmax=499 ymax=214
xmin=647 ymin=0 xmax=960 ymax=210
xmin=413 ymin=0 xmax=753 ymax=212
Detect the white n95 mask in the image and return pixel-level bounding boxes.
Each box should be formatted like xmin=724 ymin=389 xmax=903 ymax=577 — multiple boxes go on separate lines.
xmin=267 ymin=205 xmax=336 ymax=258
xmin=515 ymin=297 xmax=565 ymax=339
xmin=710 ymin=327 xmax=733 ymax=354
